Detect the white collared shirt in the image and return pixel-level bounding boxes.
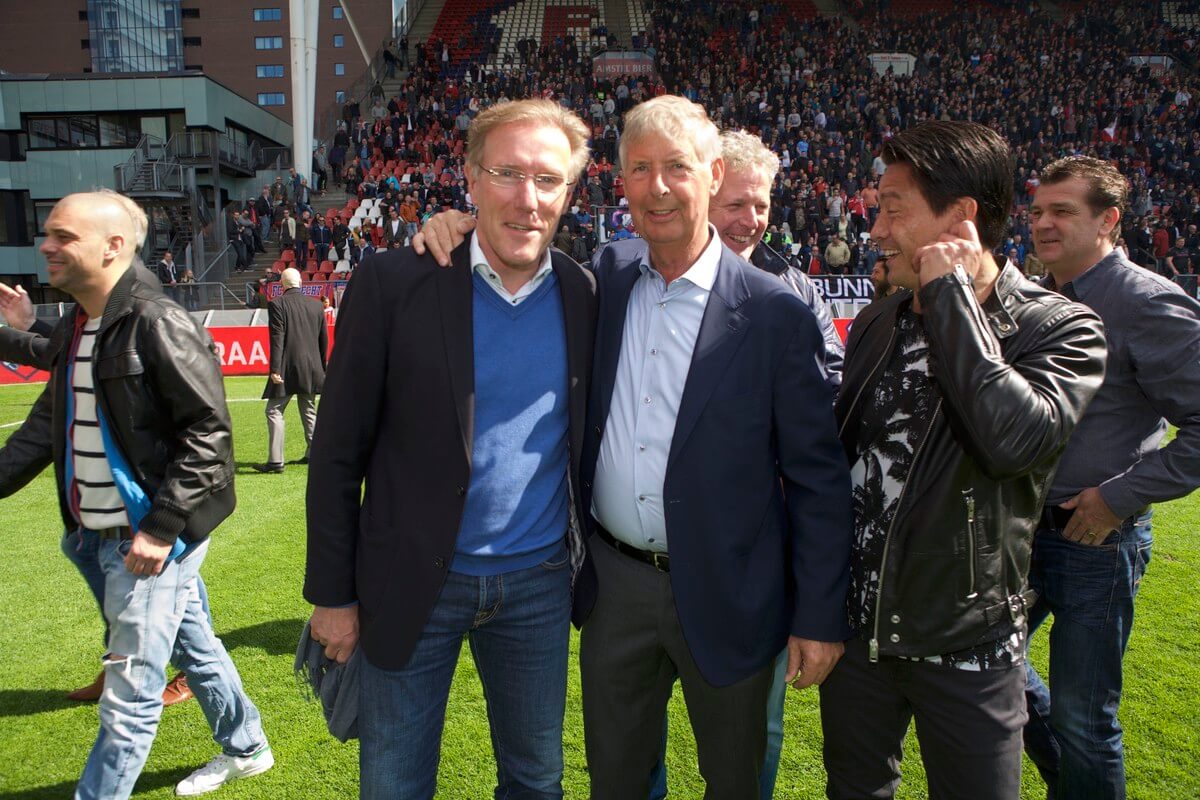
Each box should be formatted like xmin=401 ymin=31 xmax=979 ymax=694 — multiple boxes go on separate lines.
xmin=470 ymin=232 xmax=554 ymax=306
xmin=591 ymin=225 xmax=723 ymax=552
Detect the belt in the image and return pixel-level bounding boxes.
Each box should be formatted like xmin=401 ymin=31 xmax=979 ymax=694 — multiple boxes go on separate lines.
xmin=1042 ymin=505 xmax=1074 ymax=531
xmin=596 ymin=526 xmax=669 ymax=572
xmin=1041 ymin=504 xmax=1149 ymax=532
xmin=93 ymin=526 xmax=133 ymax=541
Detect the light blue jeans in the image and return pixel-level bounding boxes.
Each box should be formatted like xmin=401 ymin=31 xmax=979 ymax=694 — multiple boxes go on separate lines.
xmin=61 ymin=529 xmax=212 ymax=648
xmin=75 ymin=538 xmax=267 ymax=800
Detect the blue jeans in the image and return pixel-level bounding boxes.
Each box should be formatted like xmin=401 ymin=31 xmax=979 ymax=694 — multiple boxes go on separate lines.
xmin=76 ymin=538 xmax=267 ymax=800
xmin=358 ymin=547 xmax=572 ymax=800
xmin=649 ymin=648 xmax=788 ymax=799
xmin=1024 ymin=510 xmax=1153 ymax=800
xmin=61 ymin=530 xmax=212 ymax=648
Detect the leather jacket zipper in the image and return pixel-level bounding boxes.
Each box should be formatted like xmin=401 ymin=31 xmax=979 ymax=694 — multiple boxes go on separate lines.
xmin=963 ymin=489 xmax=979 ymax=600
xmin=870 ymin=397 xmax=942 ymax=663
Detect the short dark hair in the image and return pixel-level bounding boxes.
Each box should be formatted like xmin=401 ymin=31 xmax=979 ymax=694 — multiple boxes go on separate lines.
xmin=881 ymin=121 xmax=1014 ymax=250
xmin=1039 ymin=155 xmax=1128 ymax=244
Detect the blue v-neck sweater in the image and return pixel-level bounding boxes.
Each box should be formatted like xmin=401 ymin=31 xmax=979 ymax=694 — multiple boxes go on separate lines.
xmin=451 ymin=271 xmax=570 ymax=575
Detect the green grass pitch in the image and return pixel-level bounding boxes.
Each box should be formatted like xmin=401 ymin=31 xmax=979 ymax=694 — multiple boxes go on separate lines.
xmin=0 ymin=376 xmax=1195 ymax=798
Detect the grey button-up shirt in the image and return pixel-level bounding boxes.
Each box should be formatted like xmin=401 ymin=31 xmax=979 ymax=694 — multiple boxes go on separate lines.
xmin=1046 ymin=250 xmax=1200 ymax=517
xmin=591 ymin=228 xmax=723 ymax=553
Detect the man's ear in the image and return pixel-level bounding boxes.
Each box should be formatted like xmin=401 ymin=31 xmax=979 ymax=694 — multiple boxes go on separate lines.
xmin=1099 ymin=206 xmax=1121 ymax=240
xmin=952 ymin=196 xmax=979 ymax=227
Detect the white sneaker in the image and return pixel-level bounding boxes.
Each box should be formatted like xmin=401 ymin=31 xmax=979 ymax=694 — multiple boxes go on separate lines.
xmin=175 ymin=746 xmax=274 ymax=796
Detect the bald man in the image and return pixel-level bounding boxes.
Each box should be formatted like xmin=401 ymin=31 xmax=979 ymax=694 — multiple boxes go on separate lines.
xmin=0 ymin=192 xmax=273 ymax=799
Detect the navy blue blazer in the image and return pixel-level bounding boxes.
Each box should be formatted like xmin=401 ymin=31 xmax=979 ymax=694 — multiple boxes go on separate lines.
xmin=577 ymin=238 xmax=854 ymax=687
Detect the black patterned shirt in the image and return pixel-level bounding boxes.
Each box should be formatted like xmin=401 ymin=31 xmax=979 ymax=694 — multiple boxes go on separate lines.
xmin=848 ymin=305 xmax=1023 ymax=671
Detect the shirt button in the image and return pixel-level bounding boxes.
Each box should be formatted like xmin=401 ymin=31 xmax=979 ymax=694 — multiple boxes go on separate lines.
xmin=890 ymin=614 xmax=901 ymax=624
xmin=658 ymin=302 xmax=666 ymax=309
xmin=638 ymin=444 xmax=646 ymax=451
xmin=433 ymin=557 xmax=445 ymax=568
xmin=650 ymin=348 xmax=658 ymax=355
xmin=638 ymin=495 xmax=646 ymax=502
xmin=890 ymin=633 xmax=900 ymax=643
xmin=456 ymin=485 xmax=466 ymax=496
xmin=644 ymin=396 xmax=651 ymax=404
xmin=647 ymin=538 xmax=655 ymax=543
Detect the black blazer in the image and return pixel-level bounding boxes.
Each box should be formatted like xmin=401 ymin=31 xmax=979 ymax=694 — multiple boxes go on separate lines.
xmin=577 ymin=239 xmax=853 ymax=687
xmin=262 ymin=288 xmax=327 ymax=399
xmin=304 ymin=242 xmax=596 ymax=670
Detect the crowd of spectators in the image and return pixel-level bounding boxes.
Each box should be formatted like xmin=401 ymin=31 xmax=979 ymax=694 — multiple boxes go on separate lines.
xmin=302 ymin=0 xmax=1200 ymax=284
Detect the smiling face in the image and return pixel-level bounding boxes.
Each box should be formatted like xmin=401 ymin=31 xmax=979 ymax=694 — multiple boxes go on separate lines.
xmin=710 ymin=165 xmax=772 ymax=260
xmin=623 ymin=131 xmax=723 ymax=265
xmin=466 ymin=120 xmax=573 ymax=275
xmin=869 ymin=162 xmax=964 ymax=291
xmin=1031 ymin=177 xmax=1116 ymax=276
xmin=40 ymin=199 xmax=110 ymax=296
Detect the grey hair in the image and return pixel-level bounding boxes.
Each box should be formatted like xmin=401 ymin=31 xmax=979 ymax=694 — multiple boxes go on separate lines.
xmin=720 ymin=130 xmax=780 ymax=180
xmin=619 ymin=95 xmax=721 ymax=168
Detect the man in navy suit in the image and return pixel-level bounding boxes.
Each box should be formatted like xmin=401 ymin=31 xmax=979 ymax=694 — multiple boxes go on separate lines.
xmin=576 ymin=96 xmax=852 ymax=798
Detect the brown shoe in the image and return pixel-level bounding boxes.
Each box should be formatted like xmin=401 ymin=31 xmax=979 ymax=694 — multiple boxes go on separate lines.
xmin=67 ymin=670 xmax=105 ymax=702
xmin=162 ymin=673 xmax=194 ymax=706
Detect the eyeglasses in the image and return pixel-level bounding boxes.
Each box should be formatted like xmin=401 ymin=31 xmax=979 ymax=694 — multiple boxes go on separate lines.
xmin=479 ymin=165 xmax=573 ymax=197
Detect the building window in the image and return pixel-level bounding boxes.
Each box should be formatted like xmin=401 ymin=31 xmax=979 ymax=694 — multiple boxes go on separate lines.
xmin=183 ymin=36 xmax=201 ymax=47
xmin=257 ymin=93 xmax=286 ymax=106
xmin=26 ymin=113 xmax=162 ymax=150
xmin=81 ymin=39 xmax=91 ymax=49
xmin=333 ymin=34 xmax=344 ymax=47
xmin=0 ymin=131 xmax=28 ymax=162
xmin=78 ymin=10 xmax=89 ymax=20
xmin=257 ymin=64 xmax=285 ymax=78
xmin=253 ymin=8 xmax=282 ymax=21
xmin=336 ymin=90 xmax=346 ymax=103
xmin=332 ymin=5 xmax=343 ymax=19
xmin=334 ymin=63 xmax=345 ymax=76
xmin=34 ymin=201 xmax=58 ymax=235
xmin=0 ymin=190 xmax=36 ymax=247
xmin=255 ymin=36 xmax=283 ymax=49
xmin=181 ymin=7 xmax=200 ymax=18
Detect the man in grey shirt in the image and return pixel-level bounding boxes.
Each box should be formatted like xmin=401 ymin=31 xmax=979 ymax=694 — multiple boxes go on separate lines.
xmin=1026 ymin=155 xmax=1200 ymax=800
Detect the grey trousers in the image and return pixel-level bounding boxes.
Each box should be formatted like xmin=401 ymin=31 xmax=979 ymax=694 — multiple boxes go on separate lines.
xmin=265 ymin=393 xmax=316 ymax=465
xmin=580 ymin=534 xmax=774 ymax=800
xmin=819 ymin=637 xmax=1026 ymax=800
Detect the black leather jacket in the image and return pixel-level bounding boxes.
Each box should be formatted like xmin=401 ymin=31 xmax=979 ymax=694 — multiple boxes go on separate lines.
xmin=836 ymin=264 xmax=1107 ymax=660
xmin=751 ymin=242 xmax=845 ymax=387
xmin=0 ymin=267 xmax=235 ymax=545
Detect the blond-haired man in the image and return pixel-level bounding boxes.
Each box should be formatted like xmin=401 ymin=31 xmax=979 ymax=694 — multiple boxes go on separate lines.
xmin=305 ymin=99 xmax=597 ymax=798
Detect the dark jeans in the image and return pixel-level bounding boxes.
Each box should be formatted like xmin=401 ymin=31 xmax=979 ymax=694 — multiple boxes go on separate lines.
xmin=580 ymin=534 xmax=774 ymax=800
xmin=1024 ymin=511 xmax=1153 ymax=800
xmin=820 ymin=638 xmax=1026 ymax=800
xmin=358 ymin=546 xmax=572 ymax=800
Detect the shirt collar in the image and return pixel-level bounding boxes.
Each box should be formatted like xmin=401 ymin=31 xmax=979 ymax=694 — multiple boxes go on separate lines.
xmin=1059 ymin=248 xmax=1121 ymax=300
xmin=639 ymin=224 xmax=722 ymax=291
xmin=470 ymin=231 xmax=554 ymax=286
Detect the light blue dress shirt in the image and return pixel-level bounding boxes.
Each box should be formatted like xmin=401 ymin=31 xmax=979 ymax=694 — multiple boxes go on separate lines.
xmin=470 ymin=232 xmax=554 ymax=305
xmin=591 ymin=227 xmax=723 ymax=552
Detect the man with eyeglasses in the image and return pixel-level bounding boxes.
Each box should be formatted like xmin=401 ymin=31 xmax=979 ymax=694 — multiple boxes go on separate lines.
xmin=305 ymin=99 xmax=596 ymax=799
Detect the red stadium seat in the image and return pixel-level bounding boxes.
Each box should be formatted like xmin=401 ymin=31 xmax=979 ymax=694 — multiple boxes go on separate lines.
xmin=280 ymin=251 xmax=294 ymax=263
